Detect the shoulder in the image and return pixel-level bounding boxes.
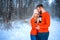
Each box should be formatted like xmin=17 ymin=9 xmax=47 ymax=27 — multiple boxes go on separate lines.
xmin=44 ymin=12 xmax=50 ymax=16
xmin=30 ymin=17 xmax=34 ymax=21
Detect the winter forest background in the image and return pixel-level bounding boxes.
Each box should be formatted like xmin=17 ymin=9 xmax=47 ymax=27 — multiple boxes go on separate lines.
xmin=0 ymin=0 xmax=60 ymax=40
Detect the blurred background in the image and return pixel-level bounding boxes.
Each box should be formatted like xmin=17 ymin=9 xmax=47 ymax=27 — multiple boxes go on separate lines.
xmin=0 ymin=0 xmax=60 ymax=40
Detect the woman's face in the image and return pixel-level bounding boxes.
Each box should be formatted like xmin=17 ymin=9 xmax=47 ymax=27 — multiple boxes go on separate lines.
xmin=34 ymin=13 xmax=39 ymax=18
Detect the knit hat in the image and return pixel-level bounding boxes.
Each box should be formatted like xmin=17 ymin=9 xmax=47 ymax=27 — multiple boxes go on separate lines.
xmin=33 ymin=9 xmax=39 ymax=14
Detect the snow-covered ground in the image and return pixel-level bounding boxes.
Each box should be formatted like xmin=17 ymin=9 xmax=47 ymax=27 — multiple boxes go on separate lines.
xmin=48 ymin=17 xmax=60 ymax=40
xmin=0 ymin=17 xmax=60 ymax=40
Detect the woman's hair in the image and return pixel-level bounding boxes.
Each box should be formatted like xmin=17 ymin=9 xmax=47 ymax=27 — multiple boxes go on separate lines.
xmin=30 ymin=9 xmax=39 ymax=19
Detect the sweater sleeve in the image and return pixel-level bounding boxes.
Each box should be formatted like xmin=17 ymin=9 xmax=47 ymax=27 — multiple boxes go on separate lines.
xmin=40 ymin=13 xmax=50 ymax=28
xmin=30 ymin=18 xmax=37 ymax=29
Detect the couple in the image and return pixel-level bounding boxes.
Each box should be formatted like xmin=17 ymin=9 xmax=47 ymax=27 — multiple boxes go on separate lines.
xmin=30 ymin=4 xmax=50 ymax=40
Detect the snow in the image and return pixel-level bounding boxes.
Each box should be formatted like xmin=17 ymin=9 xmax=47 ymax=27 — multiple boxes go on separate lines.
xmin=0 ymin=18 xmax=60 ymax=40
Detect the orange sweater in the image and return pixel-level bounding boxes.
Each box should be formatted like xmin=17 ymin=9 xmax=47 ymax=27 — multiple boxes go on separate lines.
xmin=30 ymin=18 xmax=38 ymax=35
xmin=38 ymin=12 xmax=50 ymax=33
xmin=30 ymin=12 xmax=50 ymax=35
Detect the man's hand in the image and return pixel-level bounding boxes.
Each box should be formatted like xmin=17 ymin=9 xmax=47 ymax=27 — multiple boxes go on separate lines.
xmin=37 ymin=18 xmax=39 ymax=23
xmin=35 ymin=26 xmax=40 ymax=30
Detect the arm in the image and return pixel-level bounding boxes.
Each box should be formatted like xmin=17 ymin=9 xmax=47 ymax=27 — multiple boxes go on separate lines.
xmin=30 ymin=18 xmax=37 ymax=29
xmin=40 ymin=13 xmax=50 ymax=28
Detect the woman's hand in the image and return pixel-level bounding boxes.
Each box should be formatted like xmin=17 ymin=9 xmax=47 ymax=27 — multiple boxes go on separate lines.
xmin=35 ymin=26 xmax=40 ymax=30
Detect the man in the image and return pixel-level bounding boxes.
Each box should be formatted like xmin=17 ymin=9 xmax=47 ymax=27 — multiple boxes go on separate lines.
xmin=36 ymin=4 xmax=50 ymax=40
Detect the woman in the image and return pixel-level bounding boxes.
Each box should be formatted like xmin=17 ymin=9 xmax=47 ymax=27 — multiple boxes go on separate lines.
xmin=30 ymin=9 xmax=39 ymax=40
